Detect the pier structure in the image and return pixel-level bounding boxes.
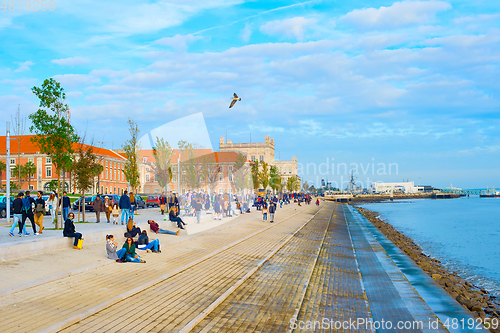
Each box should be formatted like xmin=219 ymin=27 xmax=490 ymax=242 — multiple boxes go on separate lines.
xmin=0 ymin=202 xmax=485 ymax=332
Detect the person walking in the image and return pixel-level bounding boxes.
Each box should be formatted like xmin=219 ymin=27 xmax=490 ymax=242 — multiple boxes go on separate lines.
xmin=119 ymin=190 xmax=131 ymax=225
xmin=159 ymin=192 xmax=166 ymax=215
xmin=194 ymin=195 xmax=202 ymax=224
xmin=167 ymin=191 xmax=174 ymax=211
xmin=268 ymin=201 xmax=276 ymax=223
xmin=63 ymin=212 xmax=83 ymax=249
xmin=34 ymin=191 xmax=46 ymax=234
xmin=9 ymin=192 xmax=26 ymax=237
xmin=59 ymin=191 xmax=71 ymax=223
xmin=104 ymin=196 xmax=112 ymax=223
xmin=48 ymin=193 xmax=57 ymax=225
xmin=22 ymin=190 xmax=38 ymax=235
xmin=112 ymin=203 xmax=120 ymax=224
xmin=129 ymin=192 xmax=136 ymax=219
xmin=92 ymin=195 xmax=103 ymax=223
xmin=262 ymin=203 xmax=268 ymax=221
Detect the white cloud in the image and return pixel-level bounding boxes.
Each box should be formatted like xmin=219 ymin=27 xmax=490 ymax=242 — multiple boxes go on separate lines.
xmin=155 ymin=34 xmax=202 ymax=52
xmin=52 ymin=57 xmax=91 ymax=66
xmin=454 ymin=14 xmax=500 ymax=25
xmin=240 ymin=24 xmax=252 ymax=42
xmin=423 ymin=34 xmax=500 ymax=48
xmin=341 ymin=1 xmax=452 ymax=30
xmin=14 ymin=61 xmax=35 ymax=73
xmin=52 ymin=74 xmax=100 ymax=89
xmin=260 ymin=17 xmax=318 ymax=41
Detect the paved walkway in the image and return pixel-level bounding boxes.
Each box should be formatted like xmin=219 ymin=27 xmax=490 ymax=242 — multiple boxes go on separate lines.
xmin=0 ymin=202 xmax=484 ymax=332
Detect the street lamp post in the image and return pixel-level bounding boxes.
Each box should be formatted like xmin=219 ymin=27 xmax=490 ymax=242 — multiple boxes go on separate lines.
xmin=177 ymin=152 xmax=181 ymax=195
xmin=6 ymin=122 xmax=11 ymax=222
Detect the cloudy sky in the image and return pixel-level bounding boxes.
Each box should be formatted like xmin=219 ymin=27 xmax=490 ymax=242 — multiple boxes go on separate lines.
xmin=1 ymin=0 xmax=499 ymax=189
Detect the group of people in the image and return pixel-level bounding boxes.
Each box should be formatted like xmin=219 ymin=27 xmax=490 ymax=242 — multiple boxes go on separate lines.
xmin=89 ymin=190 xmax=139 ymax=225
xmin=8 ymin=190 xmax=47 ymax=237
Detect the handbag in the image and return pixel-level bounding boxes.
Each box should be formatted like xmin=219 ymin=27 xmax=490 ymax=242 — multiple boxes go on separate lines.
xmin=160 ymin=204 xmax=165 ymax=211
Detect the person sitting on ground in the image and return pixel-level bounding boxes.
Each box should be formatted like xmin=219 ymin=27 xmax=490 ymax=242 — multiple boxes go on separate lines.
xmin=122 ymin=237 xmax=145 ymax=263
xmin=148 ymin=220 xmax=179 ymax=236
xmin=63 ymin=212 xmax=83 ymax=249
xmin=137 ymin=230 xmax=161 ymax=253
xmin=125 ymin=218 xmax=141 ymax=238
xmin=106 ymin=234 xmax=126 ymax=262
xmin=169 ymin=206 xmax=186 ymax=229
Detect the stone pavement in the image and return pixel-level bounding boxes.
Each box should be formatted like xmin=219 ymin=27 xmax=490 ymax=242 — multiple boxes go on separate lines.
xmin=0 ymin=202 xmax=486 ymax=333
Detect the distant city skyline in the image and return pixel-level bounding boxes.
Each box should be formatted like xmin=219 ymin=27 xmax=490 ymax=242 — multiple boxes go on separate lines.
xmin=1 ymin=1 xmax=499 ymax=189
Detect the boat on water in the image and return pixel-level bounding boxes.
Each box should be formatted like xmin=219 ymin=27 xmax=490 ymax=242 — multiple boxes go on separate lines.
xmin=480 ymin=188 xmax=500 ymax=198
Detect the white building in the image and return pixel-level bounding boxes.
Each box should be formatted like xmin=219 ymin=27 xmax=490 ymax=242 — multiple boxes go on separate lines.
xmin=372 ymin=181 xmax=417 ymax=194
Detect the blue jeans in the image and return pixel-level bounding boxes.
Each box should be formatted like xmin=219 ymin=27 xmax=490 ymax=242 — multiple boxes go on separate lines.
xmin=116 ymin=248 xmax=126 ymax=260
xmin=263 ymin=213 xmax=267 ymax=221
xmin=63 ymin=207 xmax=69 ymax=223
xmin=159 ymin=229 xmax=176 ymax=235
xmin=125 ymin=253 xmax=141 ymax=263
xmin=65 ymin=232 xmax=82 ymax=246
xmin=143 ymin=239 xmax=159 ymax=251
xmin=121 ymin=209 xmax=129 ymax=223
xmin=196 ymin=211 xmax=201 ymax=224
xmin=10 ymin=214 xmax=26 ymax=235
xmin=129 ymin=206 xmax=135 ymax=219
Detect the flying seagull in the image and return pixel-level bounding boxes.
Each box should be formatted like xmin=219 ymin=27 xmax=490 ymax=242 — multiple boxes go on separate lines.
xmin=229 ymin=93 xmax=241 ymax=108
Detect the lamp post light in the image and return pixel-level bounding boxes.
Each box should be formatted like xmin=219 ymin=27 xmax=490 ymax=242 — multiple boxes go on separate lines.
xmin=6 ymin=122 xmax=11 ymax=222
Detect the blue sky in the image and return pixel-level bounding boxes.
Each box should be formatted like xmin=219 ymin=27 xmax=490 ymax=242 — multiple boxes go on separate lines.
xmin=1 ymin=0 xmax=499 ymax=189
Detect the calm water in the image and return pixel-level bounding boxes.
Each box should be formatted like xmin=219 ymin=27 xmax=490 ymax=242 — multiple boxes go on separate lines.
xmin=360 ymin=196 xmax=500 ymax=296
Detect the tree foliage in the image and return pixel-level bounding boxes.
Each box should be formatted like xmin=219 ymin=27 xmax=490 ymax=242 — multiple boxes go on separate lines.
xmin=150 ymin=137 xmax=174 ymax=191
xmin=233 ymin=153 xmax=251 ymax=194
xmin=30 ymin=78 xmax=78 ymax=228
xmin=178 ymin=140 xmax=202 ymax=191
xmin=72 ymin=140 xmax=101 ymax=222
xmin=250 ymin=160 xmax=260 ymax=190
xmin=24 ymin=161 xmax=36 ymax=189
xmin=259 ymin=161 xmax=270 ymax=190
xmin=122 ymin=119 xmax=141 ymax=192
xmin=0 ymin=161 xmax=5 ymax=189
xmin=287 ymin=175 xmax=300 ymax=192
xmin=269 ymin=165 xmax=281 ymax=193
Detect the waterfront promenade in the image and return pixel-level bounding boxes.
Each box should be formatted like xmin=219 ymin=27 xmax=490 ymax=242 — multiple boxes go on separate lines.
xmin=0 ymin=202 xmax=484 ymax=332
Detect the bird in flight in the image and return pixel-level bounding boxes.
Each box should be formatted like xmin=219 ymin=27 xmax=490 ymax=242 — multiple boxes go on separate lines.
xmin=229 ymin=93 xmax=241 ymax=108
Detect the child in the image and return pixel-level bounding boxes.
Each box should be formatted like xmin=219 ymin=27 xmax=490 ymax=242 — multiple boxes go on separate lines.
xmin=262 ymin=205 xmax=268 ymax=221
xmin=112 ymin=203 xmax=119 ymax=224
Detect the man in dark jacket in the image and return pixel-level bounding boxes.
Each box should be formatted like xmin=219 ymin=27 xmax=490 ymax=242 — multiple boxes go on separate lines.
xmin=119 ymin=190 xmax=131 ymax=224
xmin=193 ymin=195 xmax=203 ymax=224
xmin=9 ymin=192 xmax=26 ymax=237
xmin=22 ymin=190 xmax=38 ymax=235
xmin=268 ymin=202 xmax=276 ymax=223
xmin=92 ymin=195 xmax=103 ymax=223
xmin=59 ymin=191 xmax=71 ymax=222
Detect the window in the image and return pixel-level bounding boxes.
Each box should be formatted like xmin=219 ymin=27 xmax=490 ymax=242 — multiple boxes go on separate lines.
xmin=113 ymin=187 xmax=116 ymax=194
xmin=228 ymin=166 xmax=233 ymax=182
xmin=106 ymin=168 xmax=109 ymax=179
xmin=143 ymin=157 xmax=147 ymax=163
xmin=146 ymin=166 xmax=150 ymax=172
xmin=46 ymin=166 xmax=52 ymax=177
xmin=260 ymin=156 xmax=264 ymax=162
xmin=154 ymin=174 xmax=158 ymax=182
xmin=46 ymin=157 xmax=51 ymax=164
xmin=28 ymin=158 xmax=33 ymax=163
xmin=182 ymin=188 xmax=186 ymax=195
xmin=289 ymin=169 xmax=292 ymax=174
xmin=10 ymin=158 xmax=15 ymax=165
xmin=218 ymin=188 xmax=223 ymax=194
xmin=101 ymin=186 xmax=103 ymax=194
xmin=251 ymin=156 xmax=255 ymax=162
xmin=105 ymin=187 xmax=108 ymax=194
xmin=219 ymin=171 xmax=223 ymax=182
xmin=146 ymin=174 xmax=150 ymax=182
xmin=145 ymin=188 xmax=150 ymax=194
xmin=29 ymin=185 xmax=34 ymax=190
xmin=114 ymin=170 xmax=116 ymax=180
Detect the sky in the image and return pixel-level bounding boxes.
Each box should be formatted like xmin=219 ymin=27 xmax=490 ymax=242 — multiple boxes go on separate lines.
xmin=1 ymin=0 xmax=499 ymax=189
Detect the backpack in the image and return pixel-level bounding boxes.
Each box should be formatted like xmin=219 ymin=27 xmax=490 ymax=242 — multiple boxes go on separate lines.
xmin=22 ymin=197 xmax=31 ymax=212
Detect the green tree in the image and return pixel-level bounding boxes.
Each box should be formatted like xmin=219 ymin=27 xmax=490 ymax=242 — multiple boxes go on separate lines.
xmin=259 ymin=161 xmax=270 ymax=190
xmin=178 ymin=140 xmax=202 ymax=191
xmin=30 ymin=78 xmax=78 ymax=228
xmin=269 ymin=165 xmax=281 ymax=194
xmin=150 ymin=137 xmax=174 ymax=192
xmin=72 ymin=139 xmax=101 ymax=223
xmin=250 ymin=160 xmax=260 ymax=190
xmin=302 ymin=181 xmax=309 ymax=192
xmin=23 ymin=161 xmax=36 ymax=190
xmin=0 ymin=161 xmax=6 ymax=190
xmin=12 ymin=164 xmax=26 ymax=188
xmin=122 ymin=119 xmax=141 ymax=192
xmin=233 ymin=153 xmax=251 ymax=194
xmin=46 ymin=179 xmax=58 ymax=192
xmin=287 ymin=175 xmax=300 ymax=192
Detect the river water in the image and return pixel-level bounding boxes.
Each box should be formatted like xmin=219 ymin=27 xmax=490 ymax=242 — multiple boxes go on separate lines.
xmin=359 ymin=196 xmax=500 ymax=297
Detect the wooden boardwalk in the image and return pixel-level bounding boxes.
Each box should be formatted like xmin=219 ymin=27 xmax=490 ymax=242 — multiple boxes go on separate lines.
xmin=1 ymin=202 xmax=479 ymax=332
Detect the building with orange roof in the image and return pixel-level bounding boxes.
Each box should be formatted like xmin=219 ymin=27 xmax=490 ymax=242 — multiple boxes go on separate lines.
xmin=0 ymin=135 xmax=128 ymax=195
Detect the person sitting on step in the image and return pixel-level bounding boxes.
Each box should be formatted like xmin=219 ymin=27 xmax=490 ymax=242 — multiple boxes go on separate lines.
xmin=136 ymin=230 xmax=161 ymax=253
xmin=148 ymin=220 xmax=179 ymax=236
xmin=122 ymin=237 xmax=145 ymax=263
xmin=125 ymin=218 xmax=141 ymax=238
xmin=169 ymin=206 xmax=186 ymax=229
xmin=63 ymin=212 xmax=83 ymax=249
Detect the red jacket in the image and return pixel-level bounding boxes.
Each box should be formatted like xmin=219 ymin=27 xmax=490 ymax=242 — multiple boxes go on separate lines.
xmin=148 ymin=220 xmax=159 ymax=233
